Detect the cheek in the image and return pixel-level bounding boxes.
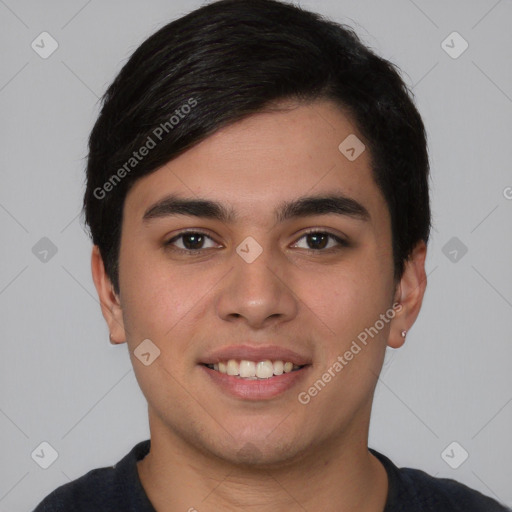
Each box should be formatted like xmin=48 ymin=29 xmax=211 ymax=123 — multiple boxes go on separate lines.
xmin=295 ymin=265 xmax=392 ymax=410
xmin=118 ymin=241 xmax=186 ymax=340
xmin=300 ymin=256 xmax=392 ymax=328
xmin=118 ymin=257 xmax=206 ymax=404
xmin=118 ymin=242 xmax=221 ymax=354
xmin=120 ymin=271 xmax=195 ymax=344
xmin=293 ymin=253 xmax=394 ymax=383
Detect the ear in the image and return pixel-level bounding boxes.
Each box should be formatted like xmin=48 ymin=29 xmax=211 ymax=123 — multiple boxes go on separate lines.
xmin=91 ymin=245 xmax=126 ymax=344
xmin=388 ymin=240 xmax=427 ymax=349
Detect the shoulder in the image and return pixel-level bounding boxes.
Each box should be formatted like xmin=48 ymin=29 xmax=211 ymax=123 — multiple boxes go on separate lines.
xmin=32 ymin=440 xmax=153 ymax=512
xmin=397 ymin=466 xmax=510 ymax=511
xmin=370 ymin=449 xmax=511 ymax=512
xmin=32 ymin=465 xmax=119 ymax=511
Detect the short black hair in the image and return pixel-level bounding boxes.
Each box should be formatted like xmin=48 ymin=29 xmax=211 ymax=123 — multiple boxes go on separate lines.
xmin=83 ymin=0 xmax=431 ymax=293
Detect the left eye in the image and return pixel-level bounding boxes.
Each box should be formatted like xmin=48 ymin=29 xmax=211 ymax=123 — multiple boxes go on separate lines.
xmin=292 ymin=231 xmax=348 ymax=251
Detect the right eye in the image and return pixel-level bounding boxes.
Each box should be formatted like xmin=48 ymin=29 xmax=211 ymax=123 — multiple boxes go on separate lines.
xmin=164 ymin=231 xmax=221 ymax=254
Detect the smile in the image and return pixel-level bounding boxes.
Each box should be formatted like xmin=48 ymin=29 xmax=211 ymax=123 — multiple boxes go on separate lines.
xmin=204 ymin=359 xmax=304 ymax=379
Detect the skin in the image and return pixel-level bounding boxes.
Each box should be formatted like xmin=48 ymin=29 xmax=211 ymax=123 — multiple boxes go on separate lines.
xmin=92 ymin=99 xmax=427 ymax=512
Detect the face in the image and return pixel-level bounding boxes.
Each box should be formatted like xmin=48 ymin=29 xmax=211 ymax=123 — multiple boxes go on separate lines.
xmin=95 ymin=99 xmax=424 ymax=466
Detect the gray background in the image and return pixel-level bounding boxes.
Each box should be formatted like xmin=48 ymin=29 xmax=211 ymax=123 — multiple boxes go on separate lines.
xmin=1 ymin=0 xmax=511 ymax=510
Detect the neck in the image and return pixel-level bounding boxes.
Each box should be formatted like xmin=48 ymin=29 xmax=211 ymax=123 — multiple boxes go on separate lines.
xmin=137 ymin=411 xmax=388 ymax=512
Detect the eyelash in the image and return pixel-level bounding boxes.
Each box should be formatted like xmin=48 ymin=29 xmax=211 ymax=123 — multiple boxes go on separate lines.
xmin=164 ymin=229 xmax=349 ymax=256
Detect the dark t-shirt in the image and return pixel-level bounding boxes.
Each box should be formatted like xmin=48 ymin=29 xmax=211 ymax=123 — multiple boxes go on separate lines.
xmin=33 ymin=439 xmax=510 ymax=511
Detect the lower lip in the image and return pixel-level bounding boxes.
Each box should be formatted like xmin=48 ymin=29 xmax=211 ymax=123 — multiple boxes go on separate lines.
xmin=200 ymin=365 xmax=311 ymax=401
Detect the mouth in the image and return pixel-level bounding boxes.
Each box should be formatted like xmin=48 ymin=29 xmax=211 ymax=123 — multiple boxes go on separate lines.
xmin=202 ymin=359 xmax=305 ymax=380
xmin=199 ymin=345 xmax=312 ymax=400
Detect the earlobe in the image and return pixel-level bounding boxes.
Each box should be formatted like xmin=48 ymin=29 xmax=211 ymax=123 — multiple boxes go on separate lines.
xmin=388 ymin=241 xmax=427 ymax=349
xmin=90 ymin=246 xmax=126 ymax=344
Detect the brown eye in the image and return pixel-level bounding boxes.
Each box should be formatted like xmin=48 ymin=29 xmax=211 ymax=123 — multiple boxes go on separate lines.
xmin=293 ymin=231 xmax=348 ymax=252
xmin=165 ymin=231 xmax=219 ymax=253
xmin=179 ymin=233 xmax=206 ymax=250
xmin=306 ymin=232 xmax=329 ymax=250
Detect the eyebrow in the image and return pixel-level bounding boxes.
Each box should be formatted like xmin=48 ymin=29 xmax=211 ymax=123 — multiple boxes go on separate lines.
xmin=142 ymin=193 xmax=370 ymax=224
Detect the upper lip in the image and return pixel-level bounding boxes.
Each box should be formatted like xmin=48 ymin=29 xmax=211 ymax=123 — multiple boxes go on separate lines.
xmin=200 ymin=345 xmax=311 ymax=366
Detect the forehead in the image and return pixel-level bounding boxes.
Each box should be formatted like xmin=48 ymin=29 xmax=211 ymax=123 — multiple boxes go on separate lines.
xmin=124 ymin=99 xmax=388 ymax=228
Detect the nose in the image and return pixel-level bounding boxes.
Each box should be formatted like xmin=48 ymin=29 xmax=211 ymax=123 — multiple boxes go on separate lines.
xmin=215 ymin=243 xmax=298 ymax=329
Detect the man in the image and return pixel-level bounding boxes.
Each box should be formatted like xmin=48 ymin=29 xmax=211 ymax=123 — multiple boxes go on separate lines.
xmin=33 ymin=0 xmax=510 ymax=510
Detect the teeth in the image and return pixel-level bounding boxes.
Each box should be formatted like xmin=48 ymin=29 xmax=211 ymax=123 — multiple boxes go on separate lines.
xmin=227 ymin=359 xmax=239 ymax=376
xmin=273 ymin=360 xmax=284 ymax=375
xmin=208 ymin=359 xmax=302 ymax=379
xmin=256 ymin=360 xmax=274 ymax=379
xmin=239 ymin=360 xmax=256 ymax=378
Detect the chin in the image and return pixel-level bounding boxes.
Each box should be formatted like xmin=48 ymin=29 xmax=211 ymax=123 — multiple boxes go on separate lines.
xmin=224 ymin=442 xmax=301 ymax=468
xmin=205 ymin=427 xmax=309 ymax=468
